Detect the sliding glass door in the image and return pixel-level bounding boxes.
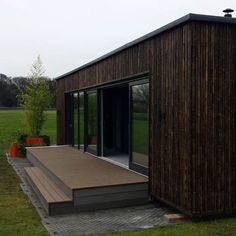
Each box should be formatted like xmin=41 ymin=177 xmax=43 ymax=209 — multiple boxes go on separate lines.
xmin=65 ymin=91 xmax=84 ymax=149
xmin=65 ymin=93 xmax=73 ymax=145
xmin=85 ymin=90 xmax=98 ymax=154
xmin=79 ymin=92 xmax=84 ymax=148
xmin=65 ymin=79 xmax=149 ymax=176
xmin=130 ymin=80 xmax=149 ymax=175
xmin=73 ymin=92 xmax=79 ymax=147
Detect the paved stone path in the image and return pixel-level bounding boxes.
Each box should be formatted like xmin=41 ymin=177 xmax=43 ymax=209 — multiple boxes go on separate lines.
xmin=8 ymin=156 xmax=178 ymax=236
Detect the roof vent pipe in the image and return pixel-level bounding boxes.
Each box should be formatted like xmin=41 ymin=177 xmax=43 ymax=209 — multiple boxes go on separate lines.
xmin=223 ymin=8 xmax=234 ymax=17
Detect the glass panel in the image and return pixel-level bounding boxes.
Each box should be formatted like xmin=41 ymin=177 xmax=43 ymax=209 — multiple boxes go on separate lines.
xmin=87 ymin=91 xmax=97 ymax=152
xmin=131 ymin=83 xmax=149 ymax=168
xmin=79 ymin=92 xmax=84 ymax=148
xmin=65 ymin=93 xmax=73 ymax=145
xmin=73 ymin=92 xmax=78 ymax=146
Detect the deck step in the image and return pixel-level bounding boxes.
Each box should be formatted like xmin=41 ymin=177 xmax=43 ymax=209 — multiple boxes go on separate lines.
xmin=27 ymin=150 xmax=73 ymax=198
xmin=26 ymin=147 xmax=149 ymax=215
xmin=25 ymin=167 xmax=73 ymax=215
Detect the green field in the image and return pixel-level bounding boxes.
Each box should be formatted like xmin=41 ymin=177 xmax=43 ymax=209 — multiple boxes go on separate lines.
xmin=0 ymin=109 xmax=54 ymax=235
xmin=1 ymin=110 xmax=236 ymax=236
xmin=0 ymin=110 xmax=56 ymax=153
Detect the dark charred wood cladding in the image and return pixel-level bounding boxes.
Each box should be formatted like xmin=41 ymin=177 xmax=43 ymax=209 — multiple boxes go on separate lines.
xmin=190 ymin=22 xmax=236 ymax=216
xmin=150 ymin=22 xmax=236 ymax=217
xmin=56 ymin=19 xmax=236 ymax=217
xmin=56 ymin=40 xmax=151 ymax=144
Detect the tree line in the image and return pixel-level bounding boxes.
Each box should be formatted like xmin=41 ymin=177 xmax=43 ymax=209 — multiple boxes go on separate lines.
xmin=0 ymin=73 xmax=56 ymax=108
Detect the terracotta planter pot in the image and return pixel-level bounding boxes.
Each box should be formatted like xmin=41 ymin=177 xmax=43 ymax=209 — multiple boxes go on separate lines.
xmin=9 ymin=143 xmax=19 ymax=157
xmin=90 ymin=135 xmax=97 ymax=144
xmin=23 ymin=137 xmax=44 ymax=144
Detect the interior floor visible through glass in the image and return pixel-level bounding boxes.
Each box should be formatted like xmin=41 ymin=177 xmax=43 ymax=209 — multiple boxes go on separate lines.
xmin=104 ymin=154 xmax=129 ymax=167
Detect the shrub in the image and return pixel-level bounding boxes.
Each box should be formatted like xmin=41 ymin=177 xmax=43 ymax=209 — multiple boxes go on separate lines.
xmin=19 ymin=56 xmax=52 ymax=136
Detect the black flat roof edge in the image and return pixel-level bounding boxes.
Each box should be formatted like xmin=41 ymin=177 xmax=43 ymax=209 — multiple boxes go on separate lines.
xmin=56 ymin=13 xmax=236 ymax=80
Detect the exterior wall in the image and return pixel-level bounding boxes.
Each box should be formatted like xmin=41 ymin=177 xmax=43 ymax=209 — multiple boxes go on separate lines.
xmin=149 ymin=23 xmax=193 ymax=215
xmin=56 ymin=20 xmax=236 ymax=217
xmin=190 ymin=22 xmax=236 ymax=216
xmin=150 ymin=21 xmax=236 ymax=217
xmin=56 ymin=39 xmax=151 ymax=144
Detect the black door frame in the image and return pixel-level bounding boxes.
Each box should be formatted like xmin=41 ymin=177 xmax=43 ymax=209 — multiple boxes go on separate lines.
xmin=84 ymin=89 xmax=101 ymax=156
xmin=65 ymin=92 xmax=73 ymax=145
xmin=72 ymin=91 xmax=79 ymax=148
xmin=129 ymin=79 xmax=149 ymax=176
xmin=78 ymin=91 xmax=85 ymax=150
xmin=65 ymin=75 xmax=150 ymax=176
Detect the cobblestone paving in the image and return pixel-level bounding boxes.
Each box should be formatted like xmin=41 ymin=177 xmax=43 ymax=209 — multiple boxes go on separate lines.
xmin=8 ymin=156 xmax=178 ymax=236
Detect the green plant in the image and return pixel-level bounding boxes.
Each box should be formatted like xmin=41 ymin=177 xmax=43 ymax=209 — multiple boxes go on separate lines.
xmin=41 ymin=135 xmax=50 ymax=145
xmin=88 ymin=93 xmax=97 ymax=136
xmin=16 ymin=129 xmax=51 ymax=156
xmin=16 ymin=129 xmax=28 ymax=156
xmin=0 ymin=109 xmax=56 ymax=152
xmin=17 ymin=129 xmax=28 ymax=143
xmin=19 ymin=56 xmax=52 ymax=136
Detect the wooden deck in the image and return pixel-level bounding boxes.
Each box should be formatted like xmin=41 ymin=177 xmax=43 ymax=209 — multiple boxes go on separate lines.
xmin=25 ymin=146 xmax=148 ymax=215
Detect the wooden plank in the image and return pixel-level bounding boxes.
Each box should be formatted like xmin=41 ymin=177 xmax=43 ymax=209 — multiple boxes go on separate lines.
xmin=74 ymin=190 xmax=148 ymax=206
xmin=27 ymin=147 xmax=148 ymax=191
xmin=25 ymin=167 xmax=71 ymax=203
xmin=27 ymin=150 xmax=73 ymax=198
xmin=30 ymin=167 xmax=71 ymax=202
xmin=25 ymin=168 xmax=50 ymax=214
xmin=74 ymin=183 xmax=148 ymax=198
xmin=25 ymin=167 xmax=55 ymax=203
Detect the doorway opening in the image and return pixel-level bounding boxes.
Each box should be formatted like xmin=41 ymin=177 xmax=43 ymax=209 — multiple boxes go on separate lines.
xmin=102 ymin=85 xmax=129 ymax=166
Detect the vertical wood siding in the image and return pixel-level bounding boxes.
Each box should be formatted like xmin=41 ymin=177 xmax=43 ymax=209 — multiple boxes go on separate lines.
xmin=150 ymin=23 xmax=193 ymax=214
xmin=189 ymin=22 xmax=236 ymax=216
xmin=56 ymin=41 xmax=150 ymax=144
xmin=56 ymin=21 xmax=236 ymax=217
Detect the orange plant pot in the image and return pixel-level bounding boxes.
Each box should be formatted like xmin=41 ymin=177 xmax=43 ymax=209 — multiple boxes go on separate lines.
xmin=9 ymin=143 xmax=19 ymax=157
xmin=23 ymin=137 xmax=44 ymax=144
xmin=90 ymin=135 xmax=97 ymax=144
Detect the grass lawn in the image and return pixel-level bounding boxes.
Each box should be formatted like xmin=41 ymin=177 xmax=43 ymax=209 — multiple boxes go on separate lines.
xmin=0 ymin=109 xmax=55 ymax=236
xmin=1 ymin=110 xmax=236 ymax=236
xmin=0 ymin=154 xmax=48 ymax=235
xmin=0 ymin=110 xmax=56 ymax=152
xmin=92 ymin=217 xmax=236 ymax=236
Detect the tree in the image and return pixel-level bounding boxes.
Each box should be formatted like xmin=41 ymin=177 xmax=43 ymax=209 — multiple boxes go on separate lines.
xmin=0 ymin=74 xmax=18 ymax=107
xmin=20 ymin=56 xmax=52 ymax=136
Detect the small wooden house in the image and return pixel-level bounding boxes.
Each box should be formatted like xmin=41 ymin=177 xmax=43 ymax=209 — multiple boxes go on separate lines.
xmin=55 ymin=13 xmax=236 ymax=217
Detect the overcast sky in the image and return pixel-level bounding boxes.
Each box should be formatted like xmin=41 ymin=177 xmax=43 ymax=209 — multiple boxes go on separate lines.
xmin=0 ymin=0 xmax=235 ymax=78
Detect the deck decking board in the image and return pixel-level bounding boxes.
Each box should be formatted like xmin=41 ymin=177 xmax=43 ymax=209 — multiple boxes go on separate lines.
xmin=27 ymin=146 xmax=148 ymax=190
xmin=25 ymin=146 xmax=149 ymax=215
xmin=74 ymin=191 xmax=149 ymax=206
xmin=25 ymin=169 xmax=50 ymax=213
xmin=74 ymin=183 xmax=148 ymax=197
xmin=29 ymin=167 xmax=61 ymax=202
xmin=31 ymin=167 xmax=71 ymax=202
xmin=25 ymin=167 xmax=72 ymax=203
xmin=25 ymin=167 xmax=55 ymax=203
xmin=27 ymin=150 xmax=73 ymax=198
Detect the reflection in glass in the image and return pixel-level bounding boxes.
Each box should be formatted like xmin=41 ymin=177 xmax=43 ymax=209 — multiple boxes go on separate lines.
xmin=131 ymin=83 xmax=149 ymax=168
xmin=87 ymin=91 xmax=97 ymax=152
xmin=73 ymin=92 xmax=78 ymax=147
xmin=79 ymin=92 xmax=84 ymax=148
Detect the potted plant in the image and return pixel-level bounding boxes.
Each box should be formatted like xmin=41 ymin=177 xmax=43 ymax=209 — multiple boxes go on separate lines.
xmin=9 ymin=143 xmax=20 ymax=157
xmin=16 ymin=129 xmax=50 ymax=157
xmin=8 ymin=129 xmax=24 ymax=158
xmin=18 ymin=56 xmax=52 ymax=155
